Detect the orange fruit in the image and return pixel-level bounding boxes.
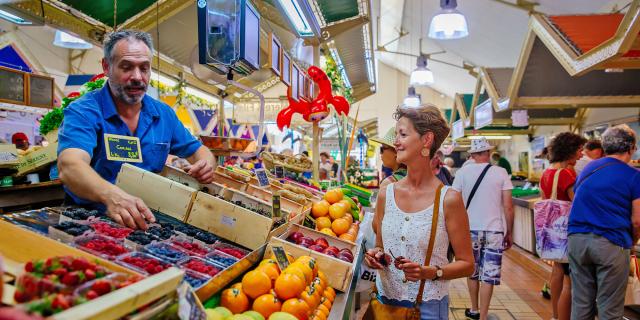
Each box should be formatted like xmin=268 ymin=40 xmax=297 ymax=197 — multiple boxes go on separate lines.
xmin=315 ymin=217 xmax=332 ymax=230
xmin=260 ymin=259 xmax=279 ymax=268
xmin=252 ymin=293 xmax=282 ymax=318
xmin=242 ymin=270 xmax=273 ymax=299
xmin=311 ymin=201 xmax=330 ymax=218
xmin=331 ymin=218 xmax=350 ymax=236
xmin=296 ymin=256 xmax=318 ymax=278
xmin=257 ymin=264 xmax=280 ymax=286
xmin=311 ymin=309 xmax=327 ymax=320
xmin=317 ymin=271 xmax=328 ymax=286
xmin=319 ymin=228 xmax=336 ymax=237
xmin=220 ymin=288 xmax=250 ymax=314
xmin=232 ymin=282 xmax=243 ymax=290
xmin=342 ymin=212 xmax=353 ymax=223
xmin=334 ymin=202 xmax=350 ymax=212
xmin=290 ymin=262 xmax=313 ymax=284
xmin=338 ymin=199 xmax=352 ymax=210
xmin=320 ymin=296 xmax=332 ymax=310
xmin=323 ymin=287 xmax=336 ymax=302
xmin=281 ymin=298 xmax=310 ymax=320
xmin=323 ymin=189 xmax=342 ymax=204
xmin=316 ymin=304 xmax=330 ymax=317
xmin=339 ymin=233 xmax=356 ymax=242
xmin=283 ymin=266 xmax=307 ymax=284
xmin=275 ymin=273 xmax=305 ymax=300
xmin=328 ymin=203 xmax=346 ymax=220
xmin=299 ymin=287 xmax=319 ymax=309
xmin=312 ymin=278 xmax=325 ymax=292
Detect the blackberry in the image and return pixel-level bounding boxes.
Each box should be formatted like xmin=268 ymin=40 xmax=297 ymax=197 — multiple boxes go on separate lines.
xmin=126 ymin=230 xmax=159 ymax=245
xmin=194 ymin=231 xmax=218 ymax=244
xmin=147 ymin=226 xmax=175 ymax=240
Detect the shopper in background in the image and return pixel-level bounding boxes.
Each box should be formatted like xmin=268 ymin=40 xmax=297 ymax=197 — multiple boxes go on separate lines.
xmin=370 ymin=126 xmax=406 ymax=190
xmin=491 ymin=151 xmax=512 ymax=175
xmin=11 ymin=132 xmax=30 ymax=151
xmin=573 ymin=139 xmax=603 ymax=176
xmin=539 ymin=132 xmax=586 ymax=320
xmin=452 ymin=137 xmax=514 ymax=320
xmin=319 ymin=152 xmax=332 ymax=179
xmin=443 ymin=157 xmax=455 ymax=176
xmin=432 ymin=150 xmax=453 ymax=185
xmin=364 ymin=105 xmax=474 ymax=319
xmin=568 ymin=125 xmax=640 ymax=320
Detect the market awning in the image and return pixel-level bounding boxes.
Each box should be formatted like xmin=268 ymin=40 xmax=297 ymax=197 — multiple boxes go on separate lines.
xmin=524 ymin=3 xmax=640 ymax=76
xmin=478 ymin=67 xmax=578 ymax=126
xmin=507 ymin=13 xmax=640 ymax=111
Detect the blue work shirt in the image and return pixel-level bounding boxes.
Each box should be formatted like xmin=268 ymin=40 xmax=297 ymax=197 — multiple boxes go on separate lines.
xmin=568 ymin=157 xmax=640 ymax=248
xmin=57 ymin=83 xmax=202 ymax=206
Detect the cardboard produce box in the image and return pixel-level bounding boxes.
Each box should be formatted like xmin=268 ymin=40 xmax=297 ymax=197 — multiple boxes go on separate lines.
xmin=0 ymin=144 xmax=19 ymax=168
xmin=13 ymin=142 xmax=58 ymax=176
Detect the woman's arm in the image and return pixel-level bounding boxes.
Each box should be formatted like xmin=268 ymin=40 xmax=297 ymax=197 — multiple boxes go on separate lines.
xmin=364 ymin=185 xmax=389 ymax=269
xmin=439 ymin=189 xmax=474 ymax=279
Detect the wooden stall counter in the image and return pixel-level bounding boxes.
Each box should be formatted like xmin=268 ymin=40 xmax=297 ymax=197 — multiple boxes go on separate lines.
xmin=0 ymin=180 xmax=64 ymax=214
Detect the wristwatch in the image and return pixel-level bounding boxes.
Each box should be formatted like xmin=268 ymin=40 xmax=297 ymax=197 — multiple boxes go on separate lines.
xmin=432 ymin=266 xmax=443 ymax=281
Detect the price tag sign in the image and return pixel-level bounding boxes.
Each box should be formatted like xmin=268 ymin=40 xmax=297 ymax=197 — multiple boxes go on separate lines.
xmin=104 ymin=134 xmax=143 ymax=163
xmin=275 ymin=166 xmax=284 ymax=178
xmin=177 ymin=281 xmax=207 ymax=320
xmin=255 ymin=168 xmax=270 ymax=187
xmin=271 ymin=245 xmax=290 ymax=271
xmin=272 ymin=194 xmax=281 ymax=219
xmin=303 ymin=213 xmax=316 ymax=229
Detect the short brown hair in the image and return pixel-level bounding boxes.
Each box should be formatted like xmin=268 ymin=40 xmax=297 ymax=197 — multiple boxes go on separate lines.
xmin=393 ymin=104 xmax=450 ymax=158
xmin=548 ymin=132 xmax=587 ymax=163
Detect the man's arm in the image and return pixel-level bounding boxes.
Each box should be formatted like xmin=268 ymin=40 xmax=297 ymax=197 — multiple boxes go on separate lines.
xmin=502 ymin=189 xmax=514 ymax=250
xmin=632 ymin=199 xmax=640 ymax=243
xmin=184 ymin=145 xmax=216 ymax=184
xmin=58 ymin=148 xmax=155 ymax=229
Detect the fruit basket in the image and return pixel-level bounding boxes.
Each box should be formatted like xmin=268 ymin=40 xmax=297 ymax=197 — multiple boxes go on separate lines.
xmin=59 ymin=207 xmax=104 ymax=223
xmin=178 ymin=256 xmax=224 ymax=277
xmin=205 ymin=250 xmax=239 ymax=268
xmin=124 ymin=230 xmax=162 ymax=251
xmin=89 ymin=220 xmax=134 ymax=239
xmin=170 ymin=238 xmax=212 ymax=257
xmin=116 ymin=252 xmax=173 ymax=275
xmin=183 ymin=269 xmax=211 ymax=290
xmin=267 ymin=224 xmax=357 ymax=292
xmin=261 ymin=152 xmax=312 ymax=173
xmin=212 ymin=242 xmax=251 ymax=259
xmin=48 ymin=221 xmax=92 ymax=243
xmin=74 ymin=235 xmax=130 ymax=261
xmin=142 ymin=242 xmax=189 ymax=264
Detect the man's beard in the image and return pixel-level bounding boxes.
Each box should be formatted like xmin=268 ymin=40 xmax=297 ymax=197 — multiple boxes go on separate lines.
xmin=109 ymin=79 xmax=147 ymax=105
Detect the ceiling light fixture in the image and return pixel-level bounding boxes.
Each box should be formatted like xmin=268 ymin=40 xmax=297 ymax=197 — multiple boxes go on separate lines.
xmin=275 ymin=0 xmax=315 ymax=37
xmin=428 ymin=0 xmax=469 ymax=40
xmin=409 ymin=54 xmax=434 ymax=86
xmin=403 ymin=87 xmax=421 ymax=108
xmin=53 ymin=30 xmax=93 ymax=50
xmin=0 ymin=8 xmax=32 ymax=25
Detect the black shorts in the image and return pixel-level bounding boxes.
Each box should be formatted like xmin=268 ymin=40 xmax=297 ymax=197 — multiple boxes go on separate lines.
xmin=561 ymin=263 xmax=570 ymax=275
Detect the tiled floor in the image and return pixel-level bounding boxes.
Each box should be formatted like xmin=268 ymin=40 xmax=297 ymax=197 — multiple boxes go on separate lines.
xmin=356 ymin=247 xmax=553 ymax=319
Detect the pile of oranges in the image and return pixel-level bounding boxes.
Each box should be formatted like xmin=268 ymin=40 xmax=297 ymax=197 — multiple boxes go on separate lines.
xmin=311 ymin=189 xmax=359 ymax=243
xmin=218 ymin=253 xmax=336 ymax=320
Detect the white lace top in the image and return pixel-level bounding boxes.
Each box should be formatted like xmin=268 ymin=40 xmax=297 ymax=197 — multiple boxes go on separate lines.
xmin=376 ymin=184 xmax=451 ymax=302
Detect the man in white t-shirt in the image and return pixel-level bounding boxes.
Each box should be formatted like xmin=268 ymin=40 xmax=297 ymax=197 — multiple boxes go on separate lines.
xmin=452 ymin=138 xmax=514 ymax=320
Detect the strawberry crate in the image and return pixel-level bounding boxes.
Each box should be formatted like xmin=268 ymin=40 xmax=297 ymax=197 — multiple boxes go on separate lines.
xmin=178 ymin=256 xmax=225 ymax=278
xmin=115 ymin=252 xmax=173 ymax=276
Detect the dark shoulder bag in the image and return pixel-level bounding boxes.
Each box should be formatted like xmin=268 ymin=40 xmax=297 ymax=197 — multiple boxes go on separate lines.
xmin=447 ymin=164 xmax=492 ymax=261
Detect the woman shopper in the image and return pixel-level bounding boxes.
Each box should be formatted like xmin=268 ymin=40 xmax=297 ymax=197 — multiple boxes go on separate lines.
xmin=540 ymin=132 xmax=586 ymax=320
xmin=568 ymin=125 xmax=640 ymax=320
xmin=364 ymin=105 xmax=474 ymax=319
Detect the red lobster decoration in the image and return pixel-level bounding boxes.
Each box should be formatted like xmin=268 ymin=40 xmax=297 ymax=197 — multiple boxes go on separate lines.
xmin=276 ymin=66 xmax=350 ymax=130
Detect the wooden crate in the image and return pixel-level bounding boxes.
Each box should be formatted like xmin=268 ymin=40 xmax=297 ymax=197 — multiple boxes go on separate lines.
xmin=187 ymin=191 xmax=274 ymax=251
xmin=116 ymin=164 xmax=197 ymax=222
xmin=161 ymin=165 xmax=226 ymax=196
xmin=245 ymin=184 xmax=308 ymax=215
xmin=212 ymin=171 xmax=249 ymax=191
xmin=267 ymin=224 xmax=356 ymax=292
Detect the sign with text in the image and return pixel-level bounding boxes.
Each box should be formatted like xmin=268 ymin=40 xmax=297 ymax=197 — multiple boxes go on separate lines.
xmin=234 ymin=98 xmax=306 ymax=125
xmin=104 ymin=134 xmax=143 ymax=162
xmin=474 ymin=101 xmax=493 ymax=130
xmin=272 ymin=194 xmax=282 ymax=219
xmin=255 ymin=168 xmax=270 ymax=187
xmin=451 ymin=119 xmax=464 ymax=140
xmin=511 ymin=110 xmax=529 ymax=127
xmin=303 ymin=213 xmax=316 ymax=229
xmin=271 ymin=245 xmax=290 ymax=271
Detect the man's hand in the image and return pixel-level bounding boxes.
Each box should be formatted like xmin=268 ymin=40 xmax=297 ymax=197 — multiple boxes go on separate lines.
xmin=504 ymin=231 xmax=513 ymax=250
xmin=104 ymin=187 xmax=155 ymax=230
xmin=185 ymin=159 xmax=214 ymax=183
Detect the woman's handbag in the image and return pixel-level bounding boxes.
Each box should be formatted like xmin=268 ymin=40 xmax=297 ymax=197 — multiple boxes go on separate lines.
xmin=363 ymin=184 xmax=444 ymax=320
xmin=534 ymin=169 xmax=571 ymax=262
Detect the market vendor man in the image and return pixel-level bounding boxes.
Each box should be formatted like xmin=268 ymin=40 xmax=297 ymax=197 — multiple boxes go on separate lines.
xmin=57 ymin=30 xmax=215 ymax=230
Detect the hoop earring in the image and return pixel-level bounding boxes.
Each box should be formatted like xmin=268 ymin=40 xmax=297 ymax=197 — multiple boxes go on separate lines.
xmin=421 ymin=148 xmax=429 ymax=157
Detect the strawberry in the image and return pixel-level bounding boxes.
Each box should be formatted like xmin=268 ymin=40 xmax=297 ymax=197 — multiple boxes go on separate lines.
xmin=25 ymin=261 xmax=34 ymax=272
xmin=85 ymin=269 xmax=96 ymax=281
xmin=91 ymin=279 xmax=112 ymax=295
xmin=86 ymin=290 xmax=99 ymax=300
xmin=53 ymin=268 xmax=68 ymax=277
xmin=51 ymin=294 xmax=71 ymax=310
xmin=61 ymin=271 xmax=84 ymax=286
xmin=13 ymin=290 xmax=30 ymax=303
xmin=71 ymin=257 xmax=90 ymax=271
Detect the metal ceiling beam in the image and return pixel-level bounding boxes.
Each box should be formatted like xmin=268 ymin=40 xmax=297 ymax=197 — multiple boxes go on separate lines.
xmin=321 ymin=15 xmax=370 ymax=41
xmin=120 ymin=0 xmax=194 ymax=31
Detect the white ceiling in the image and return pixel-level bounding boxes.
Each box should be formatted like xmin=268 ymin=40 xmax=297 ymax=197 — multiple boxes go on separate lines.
xmin=374 ymin=0 xmax=630 ymax=97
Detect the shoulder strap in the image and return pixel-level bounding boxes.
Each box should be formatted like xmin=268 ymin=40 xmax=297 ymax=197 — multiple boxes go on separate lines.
xmin=465 ymin=164 xmax=492 ymax=209
xmin=415 ymin=183 xmax=444 ymax=304
xmin=549 ymin=169 xmax=563 ymax=200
